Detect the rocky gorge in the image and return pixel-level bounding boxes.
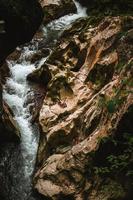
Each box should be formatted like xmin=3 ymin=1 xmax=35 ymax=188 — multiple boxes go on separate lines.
xmin=0 ymin=0 xmax=133 ymax=200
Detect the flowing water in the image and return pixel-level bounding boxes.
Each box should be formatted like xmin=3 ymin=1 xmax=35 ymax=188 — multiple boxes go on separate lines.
xmin=43 ymin=0 xmax=87 ymax=47
xmin=0 ymin=1 xmax=87 ymax=200
xmin=1 ymin=45 xmax=41 ymax=200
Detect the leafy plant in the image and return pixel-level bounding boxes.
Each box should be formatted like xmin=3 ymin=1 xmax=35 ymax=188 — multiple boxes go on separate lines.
xmin=93 ymin=133 xmax=133 ymax=178
xmin=106 ymin=98 xmax=125 ymax=113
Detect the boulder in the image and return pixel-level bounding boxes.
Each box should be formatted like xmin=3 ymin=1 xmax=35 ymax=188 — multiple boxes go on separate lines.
xmin=39 ymin=0 xmax=77 ymax=25
xmin=33 ymin=16 xmax=133 ymax=199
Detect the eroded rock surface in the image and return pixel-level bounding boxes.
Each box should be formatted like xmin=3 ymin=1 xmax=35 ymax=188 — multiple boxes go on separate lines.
xmin=39 ymin=0 xmax=77 ymax=25
xmin=32 ymin=16 xmax=133 ymax=199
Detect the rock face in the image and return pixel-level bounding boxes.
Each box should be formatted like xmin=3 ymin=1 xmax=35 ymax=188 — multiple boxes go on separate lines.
xmin=0 ymin=0 xmax=43 ymax=141
xmin=33 ymin=16 xmax=133 ymax=199
xmin=39 ymin=0 xmax=77 ymax=25
xmin=0 ymin=101 xmax=20 ymax=142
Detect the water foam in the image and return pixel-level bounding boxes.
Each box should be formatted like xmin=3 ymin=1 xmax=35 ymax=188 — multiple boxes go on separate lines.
xmin=46 ymin=0 xmax=87 ymax=31
xmin=2 ymin=0 xmax=87 ymax=199
xmin=42 ymin=0 xmax=87 ymax=46
xmin=3 ymin=51 xmax=39 ymax=179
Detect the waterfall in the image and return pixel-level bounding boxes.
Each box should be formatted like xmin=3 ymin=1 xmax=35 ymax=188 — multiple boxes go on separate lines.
xmin=3 ymin=45 xmax=40 ymax=200
xmin=43 ymin=0 xmax=87 ymax=46
xmin=3 ymin=58 xmax=38 ymax=175
xmin=1 ymin=1 xmax=87 ymax=199
xmin=46 ymin=0 xmax=87 ymax=30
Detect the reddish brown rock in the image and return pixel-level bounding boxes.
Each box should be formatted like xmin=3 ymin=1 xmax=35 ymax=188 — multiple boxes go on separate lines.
xmin=33 ymin=16 xmax=133 ymax=199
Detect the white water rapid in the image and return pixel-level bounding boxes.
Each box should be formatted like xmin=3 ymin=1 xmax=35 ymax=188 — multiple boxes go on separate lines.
xmin=3 ymin=49 xmax=38 ymax=175
xmin=1 ymin=1 xmax=87 ymax=200
xmin=43 ymin=0 xmax=87 ymax=46
xmin=47 ymin=1 xmax=87 ymax=30
xmin=3 ymin=45 xmax=40 ymax=200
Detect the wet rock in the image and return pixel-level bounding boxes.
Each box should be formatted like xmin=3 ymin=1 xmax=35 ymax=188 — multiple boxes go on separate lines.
xmin=27 ymin=65 xmax=52 ymax=86
xmin=30 ymin=48 xmax=50 ymax=64
xmin=25 ymin=84 xmax=46 ymax=124
xmin=33 ymin=16 xmax=133 ymax=199
xmin=0 ymin=0 xmax=43 ymax=142
xmin=0 ymin=61 xmax=10 ymax=84
xmin=0 ymin=101 xmax=20 ymax=142
xmin=39 ymin=0 xmax=77 ymax=25
xmin=7 ymin=48 xmax=21 ymax=61
xmin=0 ymin=54 xmax=19 ymax=138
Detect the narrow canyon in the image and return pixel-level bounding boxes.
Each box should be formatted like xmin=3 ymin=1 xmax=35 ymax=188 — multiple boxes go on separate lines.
xmin=0 ymin=0 xmax=132 ymax=200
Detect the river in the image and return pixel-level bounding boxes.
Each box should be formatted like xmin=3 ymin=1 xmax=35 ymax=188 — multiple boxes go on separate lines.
xmin=0 ymin=1 xmax=87 ymax=200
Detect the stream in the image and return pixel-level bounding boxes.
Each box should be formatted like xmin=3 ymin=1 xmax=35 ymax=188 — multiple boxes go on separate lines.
xmin=0 ymin=1 xmax=87 ymax=200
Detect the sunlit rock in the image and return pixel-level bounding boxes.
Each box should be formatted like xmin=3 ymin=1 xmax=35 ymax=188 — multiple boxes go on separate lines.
xmin=34 ymin=16 xmax=133 ymax=199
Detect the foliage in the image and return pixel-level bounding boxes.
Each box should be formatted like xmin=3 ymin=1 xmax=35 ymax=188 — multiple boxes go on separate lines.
xmin=93 ymin=133 xmax=133 ymax=178
xmin=98 ymin=94 xmax=125 ymax=114
xmin=106 ymin=98 xmax=125 ymax=113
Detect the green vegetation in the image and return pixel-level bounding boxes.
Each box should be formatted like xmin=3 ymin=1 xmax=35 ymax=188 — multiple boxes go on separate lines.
xmin=106 ymin=97 xmax=125 ymax=113
xmin=85 ymin=106 xmax=133 ymax=199
xmin=98 ymin=94 xmax=125 ymax=114
xmin=93 ymin=133 xmax=133 ymax=177
xmin=98 ymin=68 xmax=132 ymax=114
xmin=91 ymin=105 xmax=133 ymax=180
